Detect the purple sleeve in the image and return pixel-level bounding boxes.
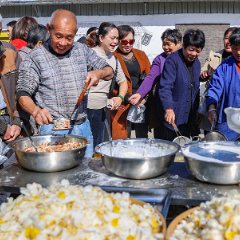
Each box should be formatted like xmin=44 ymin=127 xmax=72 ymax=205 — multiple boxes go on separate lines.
xmin=137 ymin=54 xmax=165 ymax=97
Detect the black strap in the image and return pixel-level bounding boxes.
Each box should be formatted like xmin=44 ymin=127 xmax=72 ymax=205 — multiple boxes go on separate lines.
xmin=109 ymin=56 xmax=118 ymax=92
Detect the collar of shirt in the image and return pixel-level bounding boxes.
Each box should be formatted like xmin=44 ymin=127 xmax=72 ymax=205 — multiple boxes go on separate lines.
xmin=47 ymin=39 xmax=73 ymax=59
xmin=93 ymin=45 xmax=112 ymax=59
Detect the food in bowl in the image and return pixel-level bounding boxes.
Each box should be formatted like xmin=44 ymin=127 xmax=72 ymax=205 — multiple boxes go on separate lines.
xmin=52 ymin=118 xmax=70 ymax=130
xmin=23 ymin=140 xmax=84 ymax=152
xmin=170 ymin=191 xmax=240 ymax=240
xmin=0 ymin=180 xmax=163 ymax=240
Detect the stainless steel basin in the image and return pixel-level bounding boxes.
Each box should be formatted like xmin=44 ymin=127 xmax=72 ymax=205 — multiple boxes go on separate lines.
xmin=182 ymin=141 xmax=240 ymax=184
xmin=8 ymin=135 xmax=90 ymax=172
xmin=95 ymin=138 xmax=180 ymax=179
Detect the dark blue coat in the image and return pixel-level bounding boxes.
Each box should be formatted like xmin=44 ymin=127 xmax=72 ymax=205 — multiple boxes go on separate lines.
xmin=157 ymin=49 xmax=201 ymax=131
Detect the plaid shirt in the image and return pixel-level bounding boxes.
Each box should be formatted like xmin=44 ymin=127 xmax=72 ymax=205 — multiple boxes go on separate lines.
xmin=17 ymin=42 xmax=110 ymax=119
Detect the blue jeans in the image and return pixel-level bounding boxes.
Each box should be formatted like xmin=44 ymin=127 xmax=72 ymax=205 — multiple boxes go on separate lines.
xmin=215 ymin=121 xmax=238 ymax=141
xmin=87 ymin=108 xmax=105 ymax=150
xmin=39 ymin=119 xmax=93 ymax=158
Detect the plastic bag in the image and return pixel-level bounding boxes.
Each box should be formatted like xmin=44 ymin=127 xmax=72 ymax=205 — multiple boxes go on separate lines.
xmin=198 ymin=80 xmax=210 ymax=117
xmin=127 ymin=104 xmax=146 ymax=123
xmin=0 ymin=138 xmax=8 ymax=165
xmin=198 ymin=93 xmax=208 ymax=117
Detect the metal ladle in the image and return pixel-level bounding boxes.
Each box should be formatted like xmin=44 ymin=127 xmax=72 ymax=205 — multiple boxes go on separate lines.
xmin=20 ymin=121 xmax=39 ymax=152
xmin=52 ymin=81 xmax=90 ymax=131
xmin=104 ymin=119 xmax=113 ymax=156
xmin=172 ymin=121 xmax=192 ymax=146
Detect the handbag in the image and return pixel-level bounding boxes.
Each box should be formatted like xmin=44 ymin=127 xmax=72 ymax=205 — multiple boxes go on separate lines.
xmin=139 ymin=71 xmax=146 ymax=83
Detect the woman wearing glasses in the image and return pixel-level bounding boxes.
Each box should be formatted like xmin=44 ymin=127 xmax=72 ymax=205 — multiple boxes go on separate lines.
xmin=110 ymin=25 xmax=151 ymax=140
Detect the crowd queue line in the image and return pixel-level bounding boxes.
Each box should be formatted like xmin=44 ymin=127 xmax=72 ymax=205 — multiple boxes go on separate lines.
xmin=1 ymin=9 xmax=240 ymax=162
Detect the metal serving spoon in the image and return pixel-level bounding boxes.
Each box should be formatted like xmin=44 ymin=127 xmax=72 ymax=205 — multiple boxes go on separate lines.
xmin=21 ymin=121 xmax=39 ymax=152
xmin=52 ymin=81 xmax=90 ymax=131
xmin=51 ymin=118 xmax=72 ymax=131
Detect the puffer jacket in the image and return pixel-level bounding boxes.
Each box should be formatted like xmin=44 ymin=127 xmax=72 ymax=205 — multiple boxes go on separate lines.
xmin=0 ymin=41 xmax=22 ymax=136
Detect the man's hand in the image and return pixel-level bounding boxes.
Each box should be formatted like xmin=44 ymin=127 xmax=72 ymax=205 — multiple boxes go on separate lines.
xmin=86 ymin=67 xmax=114 ymax=90
xmin=200 ymin=70 xmax=211 ymax=79
xmin=165 ymin=109 xmax=175 ymax=124
xmin=32 ymin=107 xmax=53 ymax=126
xmin=86 ymin=70 xmax=103 ymax=90
xmin=128 ymin=93 xmax=142 ymax=105
xmin=3 ymin=125 xmax=21 ymax=143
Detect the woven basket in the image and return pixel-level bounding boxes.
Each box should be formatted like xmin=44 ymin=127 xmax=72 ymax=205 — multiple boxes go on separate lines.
xmin=166 ymin=206 xmax=199 ymax=240
xmin=130 ymin=198 xmax=166 ymax=240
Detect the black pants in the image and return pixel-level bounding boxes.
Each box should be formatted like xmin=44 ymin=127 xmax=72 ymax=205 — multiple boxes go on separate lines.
xmin=127 ymin=120 xmax=148 ymax=138
xmin=154 ymin=120 xmax=191 ymax=142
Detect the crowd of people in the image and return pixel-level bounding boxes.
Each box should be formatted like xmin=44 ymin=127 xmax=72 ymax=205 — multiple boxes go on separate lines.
xmin=1 ymin=9 xmax=240 ymax=163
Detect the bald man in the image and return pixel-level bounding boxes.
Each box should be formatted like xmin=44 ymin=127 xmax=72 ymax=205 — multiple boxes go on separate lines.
xmin=17 ymin=10 xmax=113 ymax=157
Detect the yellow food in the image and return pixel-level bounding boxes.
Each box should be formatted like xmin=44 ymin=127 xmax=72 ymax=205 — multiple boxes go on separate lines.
xmin=0 ymin=180 xmax=163 ymax=240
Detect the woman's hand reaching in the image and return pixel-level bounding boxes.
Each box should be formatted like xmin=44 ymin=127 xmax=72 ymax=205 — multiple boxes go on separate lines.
xmin=165 ymin=109 xmax=175 ymax=124
xmin=128 ymin=93 xmax=142 ymax=105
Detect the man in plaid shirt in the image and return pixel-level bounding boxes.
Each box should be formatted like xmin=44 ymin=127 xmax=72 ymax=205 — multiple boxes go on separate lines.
xmin=17 ymin=10 xmax=113 ymax=157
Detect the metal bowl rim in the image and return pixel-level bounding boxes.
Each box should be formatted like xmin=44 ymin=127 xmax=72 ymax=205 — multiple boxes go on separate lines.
xmin=8 ymin=134 xmax=91 ymax=154
xmin=202 ymin=130 xmax=228 ymax=141
xmin=95 ymin=138 xmax=180 ymax=159
xmin=182 ymin=141 xmax=240 ymax=165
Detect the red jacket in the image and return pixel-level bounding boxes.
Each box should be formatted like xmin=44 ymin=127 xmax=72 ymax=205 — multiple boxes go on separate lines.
xmin=11 ymin=39 xmax=27 ymax=51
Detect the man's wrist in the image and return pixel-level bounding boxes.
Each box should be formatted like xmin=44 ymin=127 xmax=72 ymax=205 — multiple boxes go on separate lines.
xmin=32 ymin=107 xmax=41 ymax=118
xmin=12 ymin=117 xmax=22 ymax=128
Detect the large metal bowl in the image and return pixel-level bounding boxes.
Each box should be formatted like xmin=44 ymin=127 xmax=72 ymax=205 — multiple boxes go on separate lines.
xmin=181 ymin=141 xmax=240 ymax=184
xmin=95 ymin=138 xmax=180 ymax=179
xmin=8 ymin=135 xmax=90 ymax=172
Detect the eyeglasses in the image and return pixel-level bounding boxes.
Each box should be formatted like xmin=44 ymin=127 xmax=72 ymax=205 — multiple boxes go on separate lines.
xmin=120 ymin=39 xmax=135 ymax=46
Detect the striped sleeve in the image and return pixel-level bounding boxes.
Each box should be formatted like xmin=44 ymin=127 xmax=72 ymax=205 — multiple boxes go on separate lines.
xmin=17 ymin=53 xmax=40 ymax=96
xmin=84 ymin=45 xmax=111 ymax=71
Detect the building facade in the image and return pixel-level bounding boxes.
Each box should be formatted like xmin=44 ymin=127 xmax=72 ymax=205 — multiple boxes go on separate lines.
xmin=0 ymin=0 xmax=239 ymax=64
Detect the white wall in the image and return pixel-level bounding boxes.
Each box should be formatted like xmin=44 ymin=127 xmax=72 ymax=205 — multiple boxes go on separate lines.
xmin=3 ymin=14 xmax=240 ymax=62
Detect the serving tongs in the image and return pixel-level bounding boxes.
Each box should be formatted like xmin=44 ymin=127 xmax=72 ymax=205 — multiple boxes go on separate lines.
xmin=51 ymin=81 xmax=90 ymax=131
